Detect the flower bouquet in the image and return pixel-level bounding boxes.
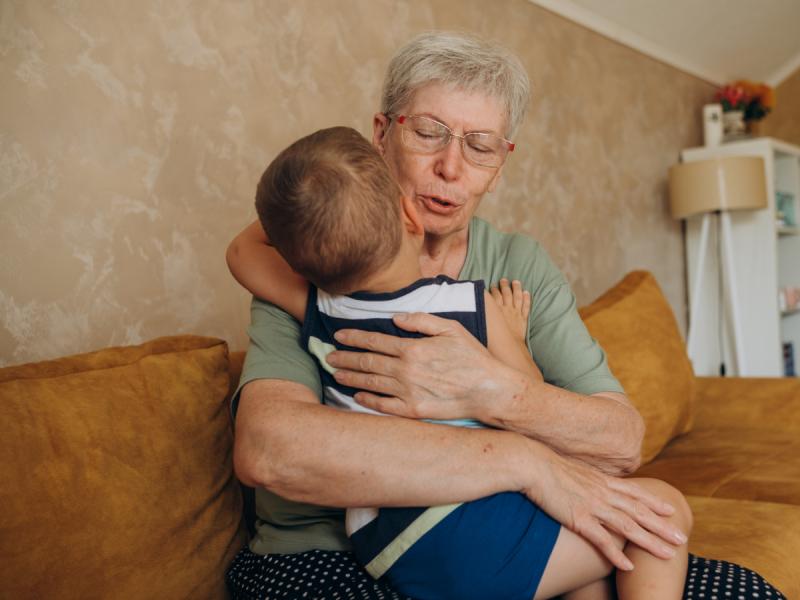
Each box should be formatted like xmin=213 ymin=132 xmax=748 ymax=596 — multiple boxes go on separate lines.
xmin=714 ymin=81 xmax=775 ymax=138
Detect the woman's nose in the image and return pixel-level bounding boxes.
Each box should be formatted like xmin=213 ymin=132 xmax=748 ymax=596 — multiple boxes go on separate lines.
xmin=433 ymin=136 xmax=465 ymax=181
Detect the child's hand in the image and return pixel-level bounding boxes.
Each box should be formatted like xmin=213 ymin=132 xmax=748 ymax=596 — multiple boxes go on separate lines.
xmin=489 ymin=279 xmax=531 ymax=343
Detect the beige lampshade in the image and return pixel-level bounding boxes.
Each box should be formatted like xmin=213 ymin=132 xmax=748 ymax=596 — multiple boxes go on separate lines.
xmin=668 ymin=156 xmax=768 ymax=219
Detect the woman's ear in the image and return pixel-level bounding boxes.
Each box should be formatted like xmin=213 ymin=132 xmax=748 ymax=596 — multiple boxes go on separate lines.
xmin=372 ymin=113 xmax=390 ymax=155
xmin=400 ymin=195 xmax=424 ymax=237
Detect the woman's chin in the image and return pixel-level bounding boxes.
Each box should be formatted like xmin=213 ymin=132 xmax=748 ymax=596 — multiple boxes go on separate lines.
xmin=420 ymin=212 xmax=468 ymax=239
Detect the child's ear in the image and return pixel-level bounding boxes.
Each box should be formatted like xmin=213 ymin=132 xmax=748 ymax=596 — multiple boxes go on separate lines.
xmin=400 ymin=195 xmax=424 ymax=237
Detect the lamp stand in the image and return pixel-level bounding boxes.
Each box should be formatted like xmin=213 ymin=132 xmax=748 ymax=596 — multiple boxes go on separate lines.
xmin=686 ymin=211 xmax=747 ymax=376
xmin=719 ymin=210 xmax=747 ymax=374
xmin=686 ymin=213 xmax=710 ymax=360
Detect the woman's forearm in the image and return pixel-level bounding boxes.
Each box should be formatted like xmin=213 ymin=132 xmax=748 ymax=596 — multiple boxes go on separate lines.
xmin=234 ymin=379 xmax=544 ymax=508
xmin=478 ymin=365 xmax=644 ymax=475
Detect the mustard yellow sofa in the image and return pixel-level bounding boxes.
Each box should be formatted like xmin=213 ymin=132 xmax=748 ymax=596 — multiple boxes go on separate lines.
xmin=1 ymin=271 xmax=797 ymax=599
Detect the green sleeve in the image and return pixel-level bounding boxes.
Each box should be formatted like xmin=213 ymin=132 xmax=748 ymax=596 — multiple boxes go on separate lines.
xmin=463 ymin=220 xmax=623 ymax=397
xmin=527 ymin=278 xmax=624 ymax=396
xmin=231 ymin=297 xmax=322 ymax=419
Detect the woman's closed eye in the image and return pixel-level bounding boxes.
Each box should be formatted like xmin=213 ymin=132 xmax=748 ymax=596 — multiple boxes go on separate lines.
xmin=414 ymin=128 xmax=444 ymax=140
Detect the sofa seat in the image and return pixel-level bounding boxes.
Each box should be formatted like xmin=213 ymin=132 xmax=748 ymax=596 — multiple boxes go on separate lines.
xmin=635 ymin=428 xmax=800 ymax=504
xmin=578 ymin=272 xmax=799 ymax=597
xmin=632 ymin=374 xmax=800 ymax=598
xmin=686 ymin=496 xmax=800 ymax=598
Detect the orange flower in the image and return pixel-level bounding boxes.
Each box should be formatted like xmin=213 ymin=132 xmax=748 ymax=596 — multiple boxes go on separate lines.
xmin=733 ymin=79 xmax=775 ymax=109
xmin=757 ymin=83 xmax=775 ymax=109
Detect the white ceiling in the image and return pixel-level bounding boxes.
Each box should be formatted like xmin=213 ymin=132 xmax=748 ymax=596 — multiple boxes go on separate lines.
xmin=529 ymin=0 xmax=800 ymax=86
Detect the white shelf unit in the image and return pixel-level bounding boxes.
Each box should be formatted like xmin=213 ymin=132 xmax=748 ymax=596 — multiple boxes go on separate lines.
xmin=680 ymin=138 xmax=800 ymax=377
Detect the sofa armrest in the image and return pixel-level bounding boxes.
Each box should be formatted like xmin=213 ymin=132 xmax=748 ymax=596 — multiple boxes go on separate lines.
xmin=694 ymin=376 xmax=800 ymax=432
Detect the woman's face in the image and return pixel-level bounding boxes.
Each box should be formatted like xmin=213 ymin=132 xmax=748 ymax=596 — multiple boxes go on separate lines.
xmin=373 ymin=82 xmax=508 ymax=240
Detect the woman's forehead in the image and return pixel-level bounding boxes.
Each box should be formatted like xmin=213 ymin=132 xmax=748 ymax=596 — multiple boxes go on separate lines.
xmin=402 ymin=82 xmax=506 ymax=134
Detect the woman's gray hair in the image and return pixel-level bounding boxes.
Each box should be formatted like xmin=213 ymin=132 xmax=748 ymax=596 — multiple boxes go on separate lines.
xmin=381 ymin=31 xmax=531 ymax=139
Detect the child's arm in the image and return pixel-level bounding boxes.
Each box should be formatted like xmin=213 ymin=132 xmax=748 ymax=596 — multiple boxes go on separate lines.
xmin=226 ymin=219 xmax=308 ymax=322
xmin=484 ymin=280 xmax=542 ymax=381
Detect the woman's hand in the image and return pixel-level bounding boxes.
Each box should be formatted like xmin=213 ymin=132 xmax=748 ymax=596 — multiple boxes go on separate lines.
xmin=326 ymin=312 xmax=518 ymax=421
xmin=526 ymin=447 xmax=688 ymax=571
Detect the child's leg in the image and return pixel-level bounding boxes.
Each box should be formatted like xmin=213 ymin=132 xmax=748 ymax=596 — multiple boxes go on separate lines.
xmin=615 ymin=478 xmax=692 ymax=599
xmin=534 ymin=477 xmax=691 ymax=600
xmin=533 ymin=525 xmax=619 ymax=599
xmin=563 ymin=577 xmax=614 ymax=600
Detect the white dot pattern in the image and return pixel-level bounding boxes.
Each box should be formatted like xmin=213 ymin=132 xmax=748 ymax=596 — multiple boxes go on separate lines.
xmin=227 ymin=549 xmax=787 ymax=599
xmin=226 ymin=548 xmax=411 ymax=599
xmin=683 ymin=555 xmax=786 ymax=600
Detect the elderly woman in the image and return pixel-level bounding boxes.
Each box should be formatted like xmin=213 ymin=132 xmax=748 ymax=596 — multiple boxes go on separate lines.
xmin=226 ymin=32 xmax=691 ymax=599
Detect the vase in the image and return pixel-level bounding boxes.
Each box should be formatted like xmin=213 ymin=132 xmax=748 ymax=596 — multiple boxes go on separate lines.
xmin=722 ymin=110 xmax=746 ymax=139
xmin=746 ymin=119 xmax=763 ymax=137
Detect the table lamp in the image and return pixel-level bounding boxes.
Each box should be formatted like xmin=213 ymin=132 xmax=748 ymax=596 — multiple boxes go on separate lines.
xmin=668 ymin=155 xmax=768 ymax=375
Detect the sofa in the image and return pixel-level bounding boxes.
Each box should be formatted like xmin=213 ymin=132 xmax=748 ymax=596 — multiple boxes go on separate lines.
xmin=1 ymin=270 xmax=798 ymax=599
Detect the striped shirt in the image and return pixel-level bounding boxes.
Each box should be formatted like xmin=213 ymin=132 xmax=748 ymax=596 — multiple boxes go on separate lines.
xmin=300 ymin=275 xmax=490 ymax=571
xmin=300 ymin=274 xmax=488 ymax=429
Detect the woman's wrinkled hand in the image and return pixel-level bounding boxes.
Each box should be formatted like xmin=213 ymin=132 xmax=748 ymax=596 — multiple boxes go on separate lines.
xmin=527 ymin=447 xmax=688 ymax=572
xmin=325 ymin=312 xmax=515 ymax=421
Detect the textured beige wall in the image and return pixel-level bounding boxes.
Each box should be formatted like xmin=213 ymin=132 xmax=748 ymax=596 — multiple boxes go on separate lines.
xmin=763 ymin=66 xmax=800 ymax=146
xmin=0 ymin=0 xmax=714 ymax=367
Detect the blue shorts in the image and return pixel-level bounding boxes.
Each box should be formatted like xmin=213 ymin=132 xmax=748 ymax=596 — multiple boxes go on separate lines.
xmin=351 ymin=492 xmax=561 ymax=600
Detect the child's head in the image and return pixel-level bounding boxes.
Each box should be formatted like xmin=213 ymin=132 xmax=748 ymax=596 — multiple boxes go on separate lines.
xmin=256 ymin=126 xmax=404 ymax=293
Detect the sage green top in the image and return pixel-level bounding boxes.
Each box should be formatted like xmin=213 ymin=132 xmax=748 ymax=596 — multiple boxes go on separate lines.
xmin=233 ymin=217 xmax=623 ymax=555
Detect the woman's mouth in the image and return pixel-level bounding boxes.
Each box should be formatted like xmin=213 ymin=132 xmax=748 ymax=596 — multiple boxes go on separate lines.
xmin=419 ymin=194 xmax=460 ymax=214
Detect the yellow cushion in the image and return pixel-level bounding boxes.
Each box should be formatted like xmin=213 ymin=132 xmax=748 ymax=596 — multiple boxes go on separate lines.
xmin=579 ymin=271 xmax=695 ymax=464
xmin=0 ymin=335 xmax=247 ymax=599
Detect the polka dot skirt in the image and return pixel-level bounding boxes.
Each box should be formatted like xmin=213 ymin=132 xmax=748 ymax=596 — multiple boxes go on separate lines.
xmin=225 ymin=547 xmax=412 ymax=600
xmin=683 ymin=555 xmax=786 ymax=600
xmin=226 ymin=548 xmax=786 ymax=599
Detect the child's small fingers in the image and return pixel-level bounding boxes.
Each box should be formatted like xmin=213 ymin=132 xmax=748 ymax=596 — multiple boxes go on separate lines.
xmin=490 ymin=286 xmax=502 ymax=304
xmin=511 ymin=280 xmax=523 ymax=307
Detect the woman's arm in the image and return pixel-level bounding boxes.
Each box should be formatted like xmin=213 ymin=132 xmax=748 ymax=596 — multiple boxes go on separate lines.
xmin=327 ymin=314 xmax=644 ymax=475
xmin=235 ymin=378 xmax=683 ymax=571
xmin=226 ymin=219 xmax=308 ymax=321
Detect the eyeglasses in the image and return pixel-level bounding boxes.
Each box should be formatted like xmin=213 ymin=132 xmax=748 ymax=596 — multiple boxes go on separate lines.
xmin=388 ymin=114 xmax=515 ymax=168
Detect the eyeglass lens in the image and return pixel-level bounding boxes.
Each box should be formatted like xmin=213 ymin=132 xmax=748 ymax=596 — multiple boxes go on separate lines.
xmin=399 ymin=115 xmax=509 ymax=167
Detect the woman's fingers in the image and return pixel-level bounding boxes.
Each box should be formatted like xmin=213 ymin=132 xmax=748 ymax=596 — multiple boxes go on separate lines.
xmin=595 ymin=504 xmax=679 ymax=560
xmin=332 ymin=328 xmax=407 ymax=357
xmin=391 ymin=312 xmax=465 ymax=337
xmin=333 ymin=368 xmax=401 ymax=397
xmin=607 ymin=478 xmax=676 ymax=517
xmin=607 ymin=498 xmax=687 ymax=548
xmin=574 ymin=518 xmax=634 ymax=571
xmin=352 ymin=392 xmax=411 ymax=417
